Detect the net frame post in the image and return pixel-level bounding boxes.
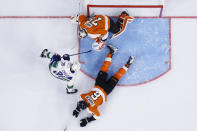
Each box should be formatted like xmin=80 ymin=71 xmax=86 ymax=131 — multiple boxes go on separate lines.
xmin=87 ymin=4 xmax=164 ymax=18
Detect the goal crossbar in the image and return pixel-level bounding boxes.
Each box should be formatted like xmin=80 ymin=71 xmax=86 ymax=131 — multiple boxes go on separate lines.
xmin=87 ymin=4 xmax=164 ymax=17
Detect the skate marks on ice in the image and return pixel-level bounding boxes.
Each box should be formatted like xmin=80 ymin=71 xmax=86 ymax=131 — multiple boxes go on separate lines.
xmin=79 ymin=18 xmax=170 ymax=86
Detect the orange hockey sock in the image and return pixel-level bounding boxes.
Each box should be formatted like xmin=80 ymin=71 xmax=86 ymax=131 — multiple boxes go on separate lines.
xmin=100 ymin=53 xmax=112 ymax=72
xmin=113 ymin=65 xmax=128 ymax=80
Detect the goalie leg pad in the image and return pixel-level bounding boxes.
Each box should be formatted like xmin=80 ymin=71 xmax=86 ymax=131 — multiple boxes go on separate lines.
xmin=110 ymin=16 xmax=134 ymax=40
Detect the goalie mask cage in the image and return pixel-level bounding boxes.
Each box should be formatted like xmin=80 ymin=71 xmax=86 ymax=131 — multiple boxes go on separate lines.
xmin=86 ymin=0 xmax=165 ymax=18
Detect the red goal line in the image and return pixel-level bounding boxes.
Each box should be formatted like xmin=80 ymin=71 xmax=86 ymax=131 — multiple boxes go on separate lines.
xmin=0 ymin=16 xmax=71 ymax=19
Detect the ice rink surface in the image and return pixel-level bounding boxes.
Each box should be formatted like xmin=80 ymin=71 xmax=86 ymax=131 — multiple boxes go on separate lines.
xmin=0 ymin=0 xmax=197 ymax=131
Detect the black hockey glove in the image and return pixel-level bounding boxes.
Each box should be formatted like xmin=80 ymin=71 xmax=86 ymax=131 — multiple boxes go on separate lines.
xmin=80 ymin=118 xmax=88 ymax=127
xmin=62 ymin=54 xmax=70 ymax=61
xmin=72 ymin=109 xmax=80 ymax=118
xmin=51 ymin=54 xmax=61 ymax=61
xmin=80 ymin=116 xmax=96 ymax=127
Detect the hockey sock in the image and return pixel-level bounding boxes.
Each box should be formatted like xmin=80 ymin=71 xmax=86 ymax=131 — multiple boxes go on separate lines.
xmin=100 ymin=53 xmax=112 ymax=72
xmin=113 ymin=65 xmax=128 ymax=80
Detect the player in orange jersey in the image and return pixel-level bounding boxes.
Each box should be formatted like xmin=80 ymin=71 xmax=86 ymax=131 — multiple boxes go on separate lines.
xmin=72 ymin=44 xmax=135 ymax=127
xmin=71 ymin=11 xmax=134 ymax=51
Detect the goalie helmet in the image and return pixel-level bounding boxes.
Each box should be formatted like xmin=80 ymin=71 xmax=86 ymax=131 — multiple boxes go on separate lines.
xmin=71 ymin=61 xmax=81 ymax=72
xmin=79 ymin=28 xmax=88 ymax=38
xmin=92 ymin=39 xmax=105 ymax=51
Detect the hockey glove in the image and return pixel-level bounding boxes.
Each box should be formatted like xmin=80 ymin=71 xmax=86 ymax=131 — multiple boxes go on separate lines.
xmin=92 ymin=38 xmax=105 ymax=51
xmin=73 ymin=109 xmax=80 ymax=118
xmin=80 ymin=118 xmax=88 ymax=127
xmin=51 ymin=54 xmax=61 ymax=61
xmin=80 ymin=116 xmax=96 ymax=127
xmin=62 ymin=54 xmax=70 ymax=61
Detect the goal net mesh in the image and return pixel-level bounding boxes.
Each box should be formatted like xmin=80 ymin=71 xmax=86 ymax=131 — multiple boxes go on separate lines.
xmin=86 ymin=0 xmax=164 ymax=17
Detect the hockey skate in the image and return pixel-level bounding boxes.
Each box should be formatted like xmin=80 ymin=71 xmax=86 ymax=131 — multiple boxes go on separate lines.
xmin=40 ymin=49 xmax=48 ymax=58
xmin=126 ymin=56 xmax=135 ymax=67
xmin=66 ymin=88 xmax=78 ymax=94
xmin=107 ymin=44 xmax=118 ymax=56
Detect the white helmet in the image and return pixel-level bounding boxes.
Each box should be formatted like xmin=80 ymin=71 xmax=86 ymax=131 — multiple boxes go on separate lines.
xmin=71 ymin=61 xmax=81 ymax=72
xmin=92 ymin=40 xmax=105 ymax=51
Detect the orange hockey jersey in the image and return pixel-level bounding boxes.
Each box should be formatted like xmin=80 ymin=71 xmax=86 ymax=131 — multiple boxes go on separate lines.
xmin=80 ymin=85 xmax=107 ymax=119
xmin=78 ymin=15 xmax=111 ymax=39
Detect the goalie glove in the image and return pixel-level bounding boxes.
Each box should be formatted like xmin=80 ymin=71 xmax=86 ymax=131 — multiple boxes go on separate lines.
xmin=92 ymin=38 xmax=106 ymax=51
xmin=79 ymin=28 xmax=88 ymax=38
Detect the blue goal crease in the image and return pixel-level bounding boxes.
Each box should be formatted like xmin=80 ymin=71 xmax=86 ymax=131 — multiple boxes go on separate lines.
xmin=79 ymin=18 xmax=170 ymax=85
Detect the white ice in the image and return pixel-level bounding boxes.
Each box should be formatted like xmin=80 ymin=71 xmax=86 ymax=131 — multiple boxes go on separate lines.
xmin=0 ymin=0 xmax=197 ymax=131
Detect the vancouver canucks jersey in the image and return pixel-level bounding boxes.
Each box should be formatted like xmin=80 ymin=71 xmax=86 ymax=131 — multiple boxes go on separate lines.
xmin=49 ymin=55 xmax=76 ymax=81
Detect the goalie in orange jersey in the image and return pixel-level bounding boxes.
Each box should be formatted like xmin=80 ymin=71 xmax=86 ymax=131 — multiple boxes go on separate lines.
xmin=70 ymin=11 xmax=134 ymax=51
xmin=72 ymin=44 xmax=135 ymax=127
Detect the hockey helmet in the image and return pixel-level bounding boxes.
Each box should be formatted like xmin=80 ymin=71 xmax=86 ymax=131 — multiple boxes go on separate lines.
xmin=92 ymin=39 xmax=105 ymax=51
xmin=71 ymin=61 xmax=81 ymax=72
xmin=79 ymin=28 xmax=87 ymax=38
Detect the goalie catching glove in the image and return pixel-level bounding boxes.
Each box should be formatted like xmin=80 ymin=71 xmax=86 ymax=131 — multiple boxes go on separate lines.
xmin=92 ymin=38 xmax=106 ymax=51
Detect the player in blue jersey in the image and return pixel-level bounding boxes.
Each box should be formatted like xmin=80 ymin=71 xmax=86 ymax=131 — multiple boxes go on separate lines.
xmin=40 ymin=49 xmax=80 ymax=94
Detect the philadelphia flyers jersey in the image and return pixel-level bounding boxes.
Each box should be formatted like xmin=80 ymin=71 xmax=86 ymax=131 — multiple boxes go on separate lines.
xmin=80 ymin=86 xmax=107 ymax=119
xmin=78 ymin=15 xmax=110 ymax=39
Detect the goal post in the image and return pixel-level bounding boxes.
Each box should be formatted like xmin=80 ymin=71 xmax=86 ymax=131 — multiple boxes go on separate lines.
xmin=86 ymin=0 xmax=165 ymax=18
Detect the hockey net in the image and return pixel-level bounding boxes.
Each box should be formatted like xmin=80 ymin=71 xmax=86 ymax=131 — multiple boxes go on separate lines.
xmin=86 ymin=0 xmax=165 ymax=17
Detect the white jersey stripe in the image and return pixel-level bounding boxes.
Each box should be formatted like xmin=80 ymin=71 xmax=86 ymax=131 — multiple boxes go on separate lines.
xmin=105 ymin=57 xmax=112 ymax=62
xmin=122 ymin=66 xmax=128 ymax=71
xmin=104 ymin=16 xmax=109 ymax=30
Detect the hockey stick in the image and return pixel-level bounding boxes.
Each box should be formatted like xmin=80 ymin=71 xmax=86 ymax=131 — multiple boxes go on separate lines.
xmin=69 ymin=50 xmax=92 ymax=56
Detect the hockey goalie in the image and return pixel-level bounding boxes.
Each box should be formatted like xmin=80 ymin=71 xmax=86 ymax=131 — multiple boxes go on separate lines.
xmin=40 ymin=49 xmax=80 ymax=94
xmin=71 ymin=11 xmax=134 ymax=51
xmin=72 ymin=44 xmax=135 ymax=127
